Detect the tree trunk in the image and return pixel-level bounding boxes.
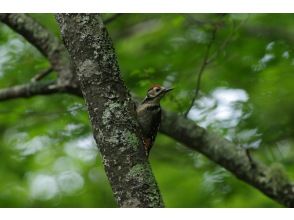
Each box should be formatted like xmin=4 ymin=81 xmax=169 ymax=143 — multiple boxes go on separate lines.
xmin=56 ymin=13 xmax=163 ymax=208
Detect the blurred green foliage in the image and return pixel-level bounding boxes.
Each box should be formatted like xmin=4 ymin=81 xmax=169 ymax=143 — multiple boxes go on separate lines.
xmin=0 ymin=13 xmax=293 ymax=207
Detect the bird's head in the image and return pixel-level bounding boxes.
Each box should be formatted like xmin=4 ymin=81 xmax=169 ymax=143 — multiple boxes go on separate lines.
xmin=144 ymin=84 xmax=173 ymax=104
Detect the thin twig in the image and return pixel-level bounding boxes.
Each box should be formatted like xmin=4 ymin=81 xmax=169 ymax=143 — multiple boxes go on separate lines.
xmin=208 ymin=16 xmax=249 ymax=64
xmin=184 ymin=28 xmax=217 ymax=117
xmin=245 ymin=149 xmax=257 ymax=169
xmin=31 ymin=67 xmax=54 ymax=82
xmin=184 ymin=16 xmax=249 ymax=117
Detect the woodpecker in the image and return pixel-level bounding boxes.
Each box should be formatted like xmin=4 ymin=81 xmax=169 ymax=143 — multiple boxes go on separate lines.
xmin=136 ymin=84 xmax=173 ymax=156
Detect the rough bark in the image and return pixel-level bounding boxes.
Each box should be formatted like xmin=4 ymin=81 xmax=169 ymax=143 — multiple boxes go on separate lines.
xmin=55 ymin=14 xmax=163 ymax=208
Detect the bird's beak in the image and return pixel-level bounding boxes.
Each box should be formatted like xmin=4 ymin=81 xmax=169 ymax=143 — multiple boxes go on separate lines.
xmin=164 ymin=87 xmax=174 ymax=93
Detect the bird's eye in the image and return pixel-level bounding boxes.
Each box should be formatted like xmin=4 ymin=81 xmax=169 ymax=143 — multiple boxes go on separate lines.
xmin=155 ymin=88 xmax=160 ymax=92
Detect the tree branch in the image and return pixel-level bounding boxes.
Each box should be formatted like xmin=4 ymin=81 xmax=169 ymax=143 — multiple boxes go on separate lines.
xmin=160 ymin=110 xmax=294 ymax=207
xmin=0 ymin=13 xmax=76 ymax=86
xmin=184 ymin=17 xmax=247 ymax=118
xmin=184 ymin=28 xmax=217 ymax=117
xmin=0 ymin=81 xmax=60 ymax=101
xmin=31 ymin=67 xmax=53 ymax=82
xmin=56 ymin=13 xmax=163 ymax=208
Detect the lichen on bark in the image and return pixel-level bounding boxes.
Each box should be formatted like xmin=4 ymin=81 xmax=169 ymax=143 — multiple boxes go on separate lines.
xmin=56 ymin=13 xmax=163 ymax=208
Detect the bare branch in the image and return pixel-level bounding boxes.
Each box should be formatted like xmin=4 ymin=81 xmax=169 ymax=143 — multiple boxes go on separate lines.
xmin=0 ymin=81 xmax=59 ymax=101
xmin=208 ymin=16 xmax=249 ymax=63
xmin=0 ymin=14 xmax=76 ymax=86
xmin=31 ymin=67 xmax=53 ymax=82
xmin=161 ymin=110 xmax=294 ymax=207
xmin=184 ymin=27 xmax=217 ymax=117
xmin=0 ymin=14 xmax=56 ymax=58
xmin=184 ymin=17 xmax=248 ymax=117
